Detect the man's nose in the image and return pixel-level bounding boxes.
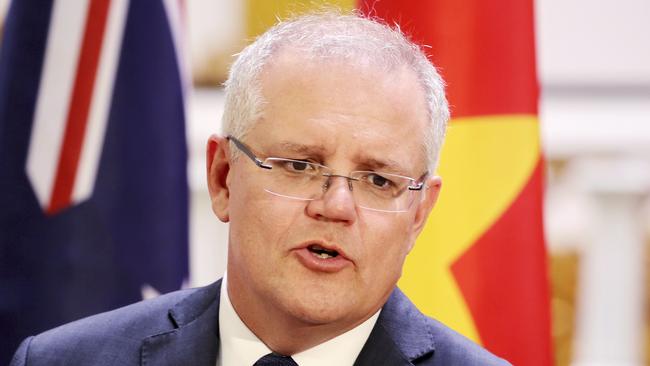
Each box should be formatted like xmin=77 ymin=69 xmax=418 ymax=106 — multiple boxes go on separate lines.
xmin=305 ymin=175 xmax=357 ymax=224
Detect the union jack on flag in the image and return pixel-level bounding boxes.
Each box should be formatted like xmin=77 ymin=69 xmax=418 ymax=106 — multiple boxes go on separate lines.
xmin=0 ymin=1 xmax=189 ymax=363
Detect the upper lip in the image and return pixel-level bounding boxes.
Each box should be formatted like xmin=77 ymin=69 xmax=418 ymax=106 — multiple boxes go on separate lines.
xmin=295 ymin=240 xmax=353 ymax=262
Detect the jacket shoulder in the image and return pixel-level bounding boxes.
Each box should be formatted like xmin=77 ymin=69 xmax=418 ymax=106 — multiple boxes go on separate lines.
xmin=381 ymin=288 xmax=511 ymax=366
xmin=11 ymin=283 xmax=217 ymax=366
xmin=422 ymin=317 xmax=511 ymax=365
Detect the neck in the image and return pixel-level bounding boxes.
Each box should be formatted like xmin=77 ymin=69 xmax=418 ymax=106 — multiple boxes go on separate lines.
xmin=225 ymin=270 xmax=378 ymax=355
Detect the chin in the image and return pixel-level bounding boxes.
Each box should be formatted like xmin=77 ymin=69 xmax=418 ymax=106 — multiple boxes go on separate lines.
xmin=288 ymin=301 xmax=355 ymax=325
xmin=278 ymin=286 xmax=366 ymax=326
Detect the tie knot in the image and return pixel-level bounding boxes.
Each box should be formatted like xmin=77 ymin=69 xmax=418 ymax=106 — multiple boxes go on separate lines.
xmin=253 ymin=352 xmax=299 ymax=366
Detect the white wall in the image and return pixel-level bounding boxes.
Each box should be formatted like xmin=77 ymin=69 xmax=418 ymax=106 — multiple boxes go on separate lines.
xmin=187 ymin=89 xmax=229 ymax=287
xmin=537 ymin=1 xmax=650 ymax=365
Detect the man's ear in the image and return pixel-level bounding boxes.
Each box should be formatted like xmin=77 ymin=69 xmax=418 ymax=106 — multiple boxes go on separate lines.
xmin=408 ymin=175 xmax=442 ymax=249
xmin=207 ymin=135 xmax=231 ymax=222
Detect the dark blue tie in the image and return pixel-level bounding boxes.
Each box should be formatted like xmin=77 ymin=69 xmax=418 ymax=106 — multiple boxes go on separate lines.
xmin=253 ymin=352 xmax=299 ymax=366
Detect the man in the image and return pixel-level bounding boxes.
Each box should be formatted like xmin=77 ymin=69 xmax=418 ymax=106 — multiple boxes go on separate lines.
xmin=11 ymin=12 xmax=511 ymax=366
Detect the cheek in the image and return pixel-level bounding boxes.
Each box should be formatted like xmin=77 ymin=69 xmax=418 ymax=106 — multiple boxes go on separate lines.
xmin=227 ymin=171 xmax=273 ymax=256
xmin=358 ymin=211 xmax=415 ymax=269
xmin=228 ymin=167 xmax=274 ymax=225
xmin=228 ymin=174 xmax=305 ymax=252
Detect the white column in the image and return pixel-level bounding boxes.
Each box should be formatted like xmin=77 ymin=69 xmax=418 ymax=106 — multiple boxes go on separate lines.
xmin=572 ymin=157 xmax=650 ymax=366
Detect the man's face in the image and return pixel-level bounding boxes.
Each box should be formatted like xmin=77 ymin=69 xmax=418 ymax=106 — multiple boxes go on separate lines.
xmin=209 ymin=51 xmax=441 ymax=331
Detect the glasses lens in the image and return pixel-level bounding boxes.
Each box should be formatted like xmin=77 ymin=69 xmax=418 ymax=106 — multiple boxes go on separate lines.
xmin=258 ymin=158 xmax=419 ymax=212
xmin=262 ymin=158 xmax=326 ymax=200
xmin=351 ymin=171 xmax=416 ymax=212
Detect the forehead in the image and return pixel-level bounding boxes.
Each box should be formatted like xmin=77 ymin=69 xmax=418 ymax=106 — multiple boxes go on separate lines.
xmin=249 ymin=50 xmax=430 ymax=173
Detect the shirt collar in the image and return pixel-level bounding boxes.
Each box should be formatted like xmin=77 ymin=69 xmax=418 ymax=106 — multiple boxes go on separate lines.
xmin=218 ymin=272 xmax=380 ymax=366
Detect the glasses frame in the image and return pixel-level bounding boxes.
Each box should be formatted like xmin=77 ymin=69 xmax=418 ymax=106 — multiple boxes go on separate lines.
xmin=226 ymin=135 xmax=426 ymax=212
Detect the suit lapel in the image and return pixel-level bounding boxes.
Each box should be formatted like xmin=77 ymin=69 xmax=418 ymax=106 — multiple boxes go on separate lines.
xmin=141 ymin=280 xmax=222 ymax=366
xmin=354 ymin=287 xmax=435 ymax=366
xmin=136 ymin=282 xmax=433 ymax=366
xmin=354 ymin=322 xmax=413 ymax=366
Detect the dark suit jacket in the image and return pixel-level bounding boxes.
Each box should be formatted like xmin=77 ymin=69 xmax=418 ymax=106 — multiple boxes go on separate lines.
xmin=11 ymin=280 xmax=511 ymax=365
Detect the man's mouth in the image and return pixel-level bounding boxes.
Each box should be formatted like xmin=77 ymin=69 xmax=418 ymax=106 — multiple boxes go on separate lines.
xmin=294 ymin=242 xmax=351 ymax=272
xmin=307 ymin=244 xmax=339 ymax=259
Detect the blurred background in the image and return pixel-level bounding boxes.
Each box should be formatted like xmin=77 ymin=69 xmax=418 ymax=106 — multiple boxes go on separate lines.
xmin=1 ymin=0 xmax=649 ymax=365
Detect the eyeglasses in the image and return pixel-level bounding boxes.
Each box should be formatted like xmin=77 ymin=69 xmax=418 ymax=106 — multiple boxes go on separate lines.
xmin=227 ymin=136 xmax=426 ymax=213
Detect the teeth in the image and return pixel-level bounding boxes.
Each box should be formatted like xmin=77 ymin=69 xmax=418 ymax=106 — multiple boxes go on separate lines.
xmin=313 ymin=251 xmax=333 ymax=259
xmin=308 ymin=244 xmax=338 ymax=259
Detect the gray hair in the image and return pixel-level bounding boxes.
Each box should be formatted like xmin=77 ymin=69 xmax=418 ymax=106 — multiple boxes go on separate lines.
xmin=222 ymin=11 xmax=449 ymax=171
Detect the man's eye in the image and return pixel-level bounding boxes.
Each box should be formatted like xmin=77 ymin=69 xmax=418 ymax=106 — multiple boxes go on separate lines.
xmin=368 ymin=173 xmax=392 ymax=188
xmin=284 ymin=160 xmax=311 ymax=172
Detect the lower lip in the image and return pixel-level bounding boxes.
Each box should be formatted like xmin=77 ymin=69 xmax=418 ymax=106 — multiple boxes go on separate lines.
xmin=293 ymin=248 xmax=352 ymax=273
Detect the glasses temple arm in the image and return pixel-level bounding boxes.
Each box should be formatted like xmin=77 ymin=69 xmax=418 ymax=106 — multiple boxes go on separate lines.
xmin=227 ymin=136 xmax=272 ymax=169
xmin=408 ymin=182 xmax=424 ymax=191
xmin=408 ymin=172 xmax=430 ymax=191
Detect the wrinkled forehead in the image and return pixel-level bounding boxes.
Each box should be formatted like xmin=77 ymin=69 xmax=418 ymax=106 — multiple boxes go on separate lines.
xmin=250 ymin=50 xmax=430 ymax=175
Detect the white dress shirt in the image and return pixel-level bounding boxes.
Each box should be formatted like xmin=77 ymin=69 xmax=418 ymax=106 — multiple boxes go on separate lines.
xmin=216 ymin=273 xmax=380 ymax=366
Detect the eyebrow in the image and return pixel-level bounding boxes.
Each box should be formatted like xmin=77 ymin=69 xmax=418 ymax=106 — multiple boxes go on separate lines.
xmin=273 ymin=141 xmax=327 ymax=156
xmin=270 ymin=141 xmax=412 ymax=175
xmin=358 ymin=156 xmax=407 ymax=175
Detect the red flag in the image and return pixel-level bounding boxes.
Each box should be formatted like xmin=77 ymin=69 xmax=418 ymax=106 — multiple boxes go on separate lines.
xmin=358 ymin=1 xmax=553 ymax=365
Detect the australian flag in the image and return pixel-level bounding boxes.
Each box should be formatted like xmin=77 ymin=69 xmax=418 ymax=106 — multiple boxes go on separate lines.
xmin=0 ymin=0 xmax=189 ymax=363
